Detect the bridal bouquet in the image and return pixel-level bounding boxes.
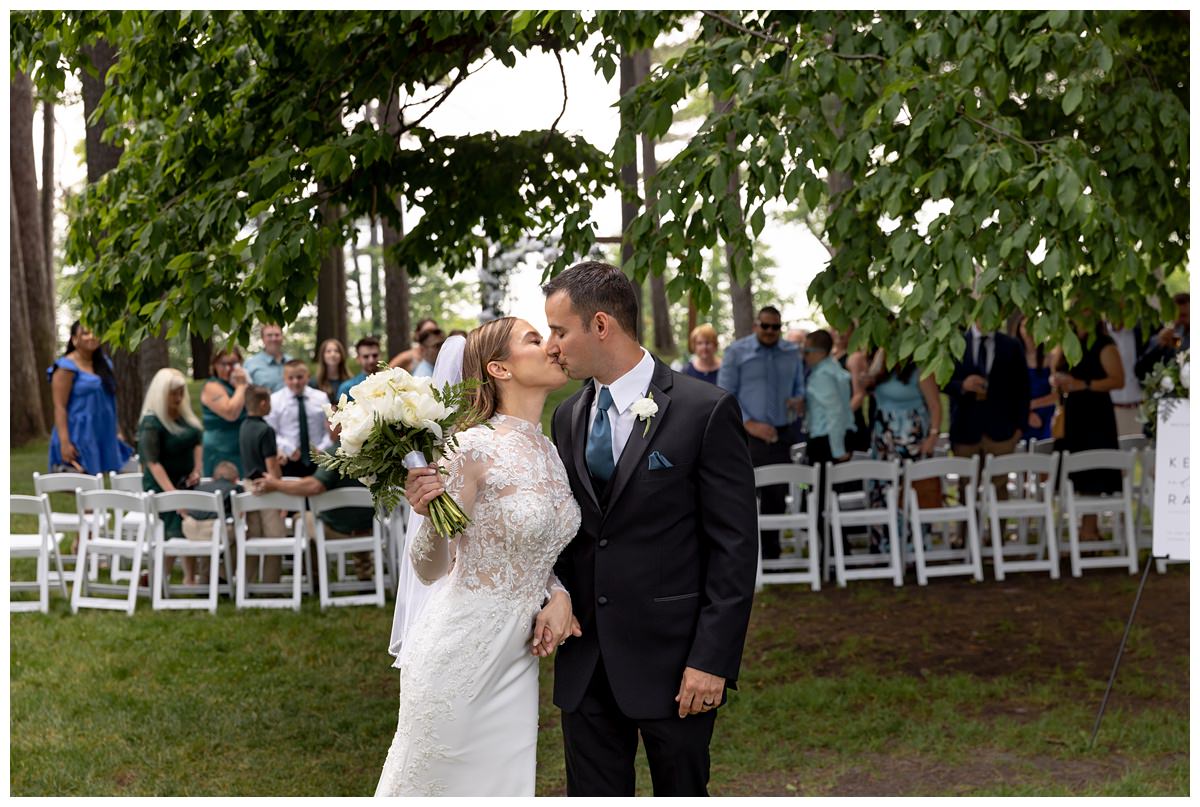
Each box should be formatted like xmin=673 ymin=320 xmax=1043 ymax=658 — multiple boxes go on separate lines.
xmin=1139 ymin=348 xmax=1189 ymax=439
xmin=313 ymin=366 xmax=478 ymax=539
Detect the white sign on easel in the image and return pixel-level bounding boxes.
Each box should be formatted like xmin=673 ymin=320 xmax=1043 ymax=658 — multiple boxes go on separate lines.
xmin=1153 ymin=401 xmax=1190 ymax=561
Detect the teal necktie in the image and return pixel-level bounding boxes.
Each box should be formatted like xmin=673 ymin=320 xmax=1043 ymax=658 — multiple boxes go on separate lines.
xmin=585 ymin=386 xmax=615 ymax=483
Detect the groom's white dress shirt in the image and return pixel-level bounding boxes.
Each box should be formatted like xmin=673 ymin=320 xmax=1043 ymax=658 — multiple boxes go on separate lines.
xmin=590 ymin=348 xmax=656 ymax=468
xmin=266 ymin=384 xmax=334 ymax=458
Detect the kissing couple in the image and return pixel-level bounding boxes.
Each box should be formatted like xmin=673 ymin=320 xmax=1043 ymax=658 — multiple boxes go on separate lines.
xmin=375 ymin=261 xmax=759 ymax=797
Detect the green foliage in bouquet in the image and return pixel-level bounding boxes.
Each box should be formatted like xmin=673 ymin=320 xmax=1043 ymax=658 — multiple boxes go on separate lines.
xmin=1139 ymin=349 xmax=1189 ymax=440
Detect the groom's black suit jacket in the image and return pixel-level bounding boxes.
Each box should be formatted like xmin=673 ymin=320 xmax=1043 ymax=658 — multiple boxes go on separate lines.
xmin=550 ymin=356 xmax=758 ymax=721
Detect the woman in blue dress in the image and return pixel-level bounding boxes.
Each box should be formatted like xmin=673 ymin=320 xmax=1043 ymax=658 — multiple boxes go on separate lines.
xmin=47 ymin=321 xmax=133 ymax=474
xmin=1009 ymin=313 xmax=1056 ymax=441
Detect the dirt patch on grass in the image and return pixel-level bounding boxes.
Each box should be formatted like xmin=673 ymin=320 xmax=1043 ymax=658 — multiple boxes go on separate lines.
xmin=750 ymin=566 xmax=1189 ymax=711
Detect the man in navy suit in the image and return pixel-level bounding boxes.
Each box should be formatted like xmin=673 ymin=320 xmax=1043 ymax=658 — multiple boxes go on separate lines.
xmin=945 ymin=323 xmax=1031 ymax=464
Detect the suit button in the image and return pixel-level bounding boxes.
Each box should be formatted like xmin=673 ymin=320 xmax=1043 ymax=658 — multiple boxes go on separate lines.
xmin=598 ymin=596 xmax=609 ymax=606
xmin=598 ymin=539 xmax=609 ymax=548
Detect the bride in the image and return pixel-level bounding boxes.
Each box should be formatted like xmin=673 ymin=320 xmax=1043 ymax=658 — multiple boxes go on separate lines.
xmin=375 ymin=317 xmax=582 ymax=797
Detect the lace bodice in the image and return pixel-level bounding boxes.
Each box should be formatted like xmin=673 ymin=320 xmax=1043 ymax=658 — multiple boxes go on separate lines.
xmin=410 ymin=413 xmax=580 ymax=605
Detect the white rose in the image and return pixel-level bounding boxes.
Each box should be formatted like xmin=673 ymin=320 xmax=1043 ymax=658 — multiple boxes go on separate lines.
xmin=630 ymin=395 xmax=659 ymax=420
xmin=338 ymin=405 xmax=374 ymax=455
xmin=1161 ymin=375 xmax=1175 ymax=393
xmin=1180 ymin=362 xmax=1190 ymax=390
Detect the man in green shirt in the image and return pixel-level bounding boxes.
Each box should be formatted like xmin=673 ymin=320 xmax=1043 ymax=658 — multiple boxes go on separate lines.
xmin=250 ymin=443 xmax=377 ymax=580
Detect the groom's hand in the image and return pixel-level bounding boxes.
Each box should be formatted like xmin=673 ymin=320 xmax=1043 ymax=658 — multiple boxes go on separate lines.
xmin=675 ymin=667 xmax=726 ymax=718
xmin=404 ymin=467 xmax=443 ymax=517
xmin=530 ymin=590 xmax=579 ymax=657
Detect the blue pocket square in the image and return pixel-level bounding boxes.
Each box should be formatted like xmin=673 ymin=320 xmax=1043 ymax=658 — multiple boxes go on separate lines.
xmin=648 ymin=451 xmax=673 ymax=470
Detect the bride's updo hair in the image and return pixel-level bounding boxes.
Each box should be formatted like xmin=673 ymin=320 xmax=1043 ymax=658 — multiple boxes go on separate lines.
xmin=461 ymin=317 xmax=518 ymax=428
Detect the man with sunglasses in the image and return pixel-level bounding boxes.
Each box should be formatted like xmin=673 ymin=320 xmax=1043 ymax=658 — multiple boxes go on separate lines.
xmin=717 ymin=305 xmax=805 ymax=560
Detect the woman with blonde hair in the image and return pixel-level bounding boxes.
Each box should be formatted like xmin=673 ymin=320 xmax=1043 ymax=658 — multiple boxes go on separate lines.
xmin=683 ymin=322 xmax=721 ymax=384
xmin=137 ymin=368 xmax=205 ymax=584
xmin=376 ymin=316 xmax=581 ymax=796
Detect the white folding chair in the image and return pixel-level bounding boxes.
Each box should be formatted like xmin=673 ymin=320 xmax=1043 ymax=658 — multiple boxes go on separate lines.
xmin=232 ymin=491 xmax=309 ymax=610
xmin=754 ymin=464 xmax=822 ymax=592
xmin=826 ymin=459 xmax=904 ymax=587
xmin=71 ymin=489 xmax=150 ymax=615
xmin=32 ymin=471 xmax=104 ymax=582
xmin=1059 ymin=449 xmax=1138 ymax=577
xmin=980 ymin=452 xmax=1061 ymax=580
xmin=106 ymin=471 xmax=154 ymax=583
xmin=309 ymin=488 xmax=386 ymax=608
xmin=10 ymin=494 xmax=67 ymax=612
xmin=904 ymin=456 xmax=984 ymax=585
xmin=1136 ymin=448 xmax=1177 ymax=575
xmin=149 ymin=491 xmax=231 ymax=612
xmin=1028 ymin=438 xmax=1056 ymax=456
xmin=383 ymin=500 xmax=411 ymax=593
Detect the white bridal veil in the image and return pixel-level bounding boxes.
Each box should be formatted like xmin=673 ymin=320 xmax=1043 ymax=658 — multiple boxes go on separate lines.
xmin=387 ymin=334 xmax=465 ymax=667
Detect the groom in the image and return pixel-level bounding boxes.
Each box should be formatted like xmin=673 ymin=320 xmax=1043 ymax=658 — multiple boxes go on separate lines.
xmin=543 ymin=261 xmax=758 ymax=796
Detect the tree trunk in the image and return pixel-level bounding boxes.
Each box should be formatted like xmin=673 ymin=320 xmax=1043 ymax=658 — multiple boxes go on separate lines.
xmin=41 ymin=100 xmax=55 ymax=295
xmin=634 ymin=50 xmax=676 ymax=356
xmin=618 ymin=50 xmax=645 ymax=342
xmin=715 ymin=95 xmax=755 ymax=338
xmin=480 ymin=247 xmax=504 ymax=322
xmin=316 ymin=198 xmax=347 ymax=348
xmin=81 ymin=39 xmax=145 ymax=441
xmin=11 ymin=200 xmax=48 ymax=443
xmin=379 ymin=96 xmax=410 ymax=359
xmin=190 ymin=332 xmax=214 ymax=381
xmin=350 ymin=234 xmax=367 ymax=323
xmin=368 ymin=217 xmax=383 ymax=334
xmin=11 ymin=69 xmax=57 ymax=428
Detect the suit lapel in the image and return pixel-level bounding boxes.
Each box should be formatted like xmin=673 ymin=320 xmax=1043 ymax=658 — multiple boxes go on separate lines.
xmin=571 ymin=382 xmax=599 ymax=508
xmin=606 ymin=358 xmax=674 ymax=512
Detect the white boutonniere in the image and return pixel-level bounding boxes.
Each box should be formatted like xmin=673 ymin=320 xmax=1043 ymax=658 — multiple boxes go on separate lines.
xmin=630 ymin=391 xmax=659 ymax=437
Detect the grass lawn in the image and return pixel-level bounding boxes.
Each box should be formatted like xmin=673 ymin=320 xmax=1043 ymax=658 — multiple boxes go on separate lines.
xmin=9 ymin=379 xmax=1188 ymax=795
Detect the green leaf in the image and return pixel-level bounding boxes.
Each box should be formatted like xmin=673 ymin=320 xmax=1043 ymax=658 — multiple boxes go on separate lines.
xmin=1062 ymin=83 xmax=1083 ymax=116
xmin=1056 ymin=167 xmax=1082 ymax=215
xmin=1042 ymin=246 xmax=1063 ymax=280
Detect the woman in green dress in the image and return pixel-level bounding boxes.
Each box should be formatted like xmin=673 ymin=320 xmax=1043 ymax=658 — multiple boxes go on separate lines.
xmin=200 ymin=347 xmax=249 ymax=475
xmin=138 ymin=368 xmax=204 ymax=584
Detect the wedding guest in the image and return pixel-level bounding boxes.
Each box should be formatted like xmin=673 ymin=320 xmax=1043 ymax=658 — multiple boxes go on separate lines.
xmin=387 ymin=318 xmax=441 ymax=371
xmin=137 ymin=368 xmax=204 ymax=585
xmin=243 ymin=323 xmax=292 ymax=392
xmin=718 ymin=305 xmax=805 ymax=560
xmin=683 ymin=323 xmax=721 ymax=384
xmin=252 ymin=440 xmax=377 ymax=581
xmin=1008 ymin=312 xmax=1056 ymax=442
xmin=338 ymin=336 xmax=384 ymax=402
xmin=267 ymin=360 xmax=334 ymax=477
xmin=311 ymin=338 xmax=350 ymax=406
xmin=413 ymin=329 xmax=446 ymax=377
xmin=1135 ymin=292 xmax=1189 ymax=380
xmin=200 ymin=347 xmax=249 ymax=475
xmin=802 ymin=330 xmax=852 ymax=464
xmin=47 ymin=320 xmax=133 ymax=474
xmin=239 ymin=385 xmax=285 ymax=583
xmin=945 ymin=321 xmax=1029 ymax=463
xmin=180 ymin=460 xmax=243 ymax=583
xmin=785 ymin=327 xmax=808 ymax=348
xmin=1050 ymin=322 xmax=1124 ymax=540
xmin=1105 ymin=323 xmax=1148 ymax=437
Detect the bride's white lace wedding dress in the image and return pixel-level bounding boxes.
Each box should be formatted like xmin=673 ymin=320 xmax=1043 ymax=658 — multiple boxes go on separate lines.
xmin=375 ymin=413 xmax=581 ymax=796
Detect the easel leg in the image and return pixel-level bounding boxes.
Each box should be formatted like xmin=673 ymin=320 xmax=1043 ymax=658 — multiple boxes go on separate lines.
xmin=1089 ymin=554 xmax=1157 ymax=748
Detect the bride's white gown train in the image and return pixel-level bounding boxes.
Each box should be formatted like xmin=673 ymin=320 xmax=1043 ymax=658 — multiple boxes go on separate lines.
xmin=375 ymin=414 xmax=580 ymax=796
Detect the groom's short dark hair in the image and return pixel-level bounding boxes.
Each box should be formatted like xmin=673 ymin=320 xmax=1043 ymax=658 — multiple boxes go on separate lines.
xmin=542 ymin=261 xmax=639 ymax=336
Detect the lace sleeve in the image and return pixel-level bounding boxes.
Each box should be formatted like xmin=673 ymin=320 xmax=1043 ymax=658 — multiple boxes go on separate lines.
xmin=544 ymin=572 xmax=569 ymax=602
xmin=409 ymin=437 xmax=480 ymax=585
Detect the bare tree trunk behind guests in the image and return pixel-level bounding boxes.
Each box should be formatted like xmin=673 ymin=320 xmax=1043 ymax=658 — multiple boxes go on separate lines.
xmin=11 ymin=70 xmax=57 ymax=428
xmin=350 ymin=235 xmax=367 ymax=323
xmin=715 ymin=95 xmax=755 ymax=338
xmin=634 ymin=50 xmax=676 ymax=357
xmin=41 ymin=100 xmax=55 ymax=294
xmin=379 ymin=97 xmax=410 ymax=359
xmin=190 ymin=333 xmax=214 ymax=381
xmin=11 ymin=202 xmax=48 ymax=443
xmin=81 ymin=39 xmax=145 ymax=440
xmin=368 ymin=217 xmax=383 ymax=335
xmin=618 ymin=49 xmax=645 ymax=342
xmin=316 ymin=197 xmax=348 ymax=348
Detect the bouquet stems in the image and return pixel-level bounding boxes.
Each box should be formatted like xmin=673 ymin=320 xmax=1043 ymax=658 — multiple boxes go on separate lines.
xmin=426 ymin=491 xmax=471 ymax=540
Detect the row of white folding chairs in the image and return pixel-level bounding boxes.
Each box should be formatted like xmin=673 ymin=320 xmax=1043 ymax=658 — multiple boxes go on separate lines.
xmin=756 ymin=447 xmax=1167 ymax=591
xmin=28 ymin=470 xmax=414 ymax=606
xmin=13 ymin=485 xmax=390 ymax=615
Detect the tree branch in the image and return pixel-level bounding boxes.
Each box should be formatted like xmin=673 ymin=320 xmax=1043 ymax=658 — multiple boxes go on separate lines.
xmin=550 ymin=50 xmax=567 ymax=132
xmin=397 ymin=55 xmax=472 ymax=140
xmin=960 ymin=111 xmax=1047 ymax=156
xmin=701 ymin=10 xmax=788 ymax=46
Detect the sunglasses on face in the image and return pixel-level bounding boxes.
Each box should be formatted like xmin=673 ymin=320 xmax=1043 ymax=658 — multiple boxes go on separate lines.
xmin=757 ymin=323 xmax=782 ymax=331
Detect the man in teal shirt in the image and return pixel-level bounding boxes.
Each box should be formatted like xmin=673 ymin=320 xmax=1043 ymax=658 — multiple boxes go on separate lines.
xmin=802 ymin=329 xmax=853 ymax=464
xmin=336 ymin=336 xmax=383 ymax=403
xmin=244 ymin=323 xmax=292 ymax=392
